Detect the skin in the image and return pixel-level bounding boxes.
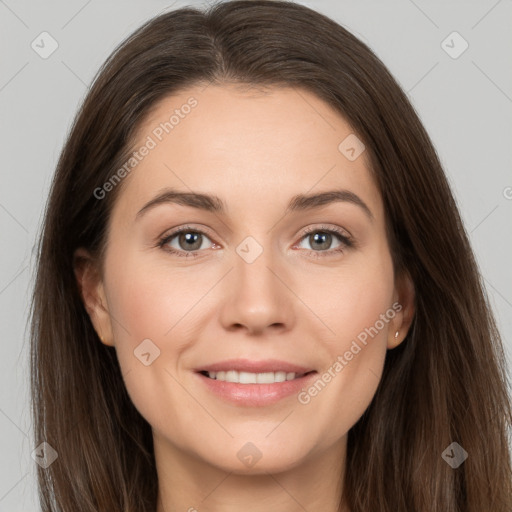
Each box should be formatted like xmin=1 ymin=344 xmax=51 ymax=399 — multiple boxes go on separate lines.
xmin=75 ymin=83 xmax=415 ymax=512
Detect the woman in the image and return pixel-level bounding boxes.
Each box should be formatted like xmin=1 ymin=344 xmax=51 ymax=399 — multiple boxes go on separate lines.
xmin=29 ymin=1 xmax=512 ymax=510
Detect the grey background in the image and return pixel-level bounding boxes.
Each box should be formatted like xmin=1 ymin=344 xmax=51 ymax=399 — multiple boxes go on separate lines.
xmin=1 ymin=0 xmax=511 ymax=509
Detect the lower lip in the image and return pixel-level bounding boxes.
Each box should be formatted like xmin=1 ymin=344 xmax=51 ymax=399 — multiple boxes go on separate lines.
xmin=195 ymin=371 xmax=318 ymax=407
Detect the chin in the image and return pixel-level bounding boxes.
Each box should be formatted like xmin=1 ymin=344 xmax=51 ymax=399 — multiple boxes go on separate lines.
xmin=200 ymin=439 xmax=310 ymax=475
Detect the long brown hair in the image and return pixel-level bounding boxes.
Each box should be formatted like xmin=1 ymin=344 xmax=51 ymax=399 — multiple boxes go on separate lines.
xmin=29 ymin=1 xmax=512 ymax=510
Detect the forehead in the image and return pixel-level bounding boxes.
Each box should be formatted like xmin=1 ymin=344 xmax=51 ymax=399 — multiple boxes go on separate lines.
xmin=113 ymin=83 xmax=383 ymax=223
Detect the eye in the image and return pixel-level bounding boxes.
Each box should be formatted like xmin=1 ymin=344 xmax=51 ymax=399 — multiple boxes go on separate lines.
xmin=293 ymin=224 xmax=353 ymax=258
xmin=158 ymin=225 xmax=215 ymax=258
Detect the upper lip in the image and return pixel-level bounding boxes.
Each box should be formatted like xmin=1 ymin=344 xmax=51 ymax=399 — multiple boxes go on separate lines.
xmin=196 ymin=358 xmax=316 ymax=374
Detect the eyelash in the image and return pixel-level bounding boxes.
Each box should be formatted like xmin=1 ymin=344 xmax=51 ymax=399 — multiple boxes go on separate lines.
xmin=157 ymin=224 xmax=354 ymax=259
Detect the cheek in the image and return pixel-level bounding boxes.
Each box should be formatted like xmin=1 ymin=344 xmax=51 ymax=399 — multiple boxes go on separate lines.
xmin=101 ymin=246 xmax=223 ymax=411
xmin=103 ymin=257 xmax=195 ymax=430
xmin=297 ymin=252 xmax=394 ymax=442
xmin=321 ymin=247 xmax=395 ymax=347
xmin=105 ymin=247 xmax=208 ymax=347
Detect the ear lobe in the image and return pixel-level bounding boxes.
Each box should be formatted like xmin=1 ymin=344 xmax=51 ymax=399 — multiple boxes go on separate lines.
xmin=73 ymin=247 xmax=115 ymax=346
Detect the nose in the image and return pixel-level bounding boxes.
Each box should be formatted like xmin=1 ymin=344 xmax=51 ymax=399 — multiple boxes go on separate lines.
xmin=218 ymin=239 xmax=295 ymax=336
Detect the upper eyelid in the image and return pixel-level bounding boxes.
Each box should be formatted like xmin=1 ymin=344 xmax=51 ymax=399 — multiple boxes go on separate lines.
xmin=301 ymin=224 xmax=352 ymax=238
xmin=161 ymin=224 xmax=215 ymax=241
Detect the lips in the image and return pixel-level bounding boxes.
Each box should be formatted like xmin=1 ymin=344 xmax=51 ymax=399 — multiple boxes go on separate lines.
xmin=195 ymin=367 xmax=319 ymax=406
xmin=193 ymin=358 xmax=317 ymax=405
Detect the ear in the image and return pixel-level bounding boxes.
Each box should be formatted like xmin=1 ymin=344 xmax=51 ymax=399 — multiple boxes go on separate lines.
xmin=73 ymin=247 xmax=115 ymax=347
xmin=387 ymin=269 xmax=415 ymax=349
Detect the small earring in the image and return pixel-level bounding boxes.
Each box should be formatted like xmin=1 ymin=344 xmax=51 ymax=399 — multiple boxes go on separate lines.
xmin=395 ymin=331 xmax=399 ymax=339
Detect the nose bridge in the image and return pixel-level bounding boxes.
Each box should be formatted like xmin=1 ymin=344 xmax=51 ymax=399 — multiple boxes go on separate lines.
xmin=219 ymin=232 xmax=294 ymax=332
xmin=233 ymin=233 xmax=281 ymax=294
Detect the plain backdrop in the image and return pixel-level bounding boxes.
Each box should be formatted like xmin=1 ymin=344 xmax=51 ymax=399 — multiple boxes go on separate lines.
xmin=0 ymin=0 xmax=511 ymax=509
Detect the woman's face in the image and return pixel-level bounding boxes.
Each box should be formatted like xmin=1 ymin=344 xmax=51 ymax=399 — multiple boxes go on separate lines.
xmin=78 ymin=83 xmax=413 ymax=475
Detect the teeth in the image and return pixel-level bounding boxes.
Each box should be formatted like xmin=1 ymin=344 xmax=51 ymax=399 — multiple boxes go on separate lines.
xmin=206 ymin=370 xmax=303 ymax=383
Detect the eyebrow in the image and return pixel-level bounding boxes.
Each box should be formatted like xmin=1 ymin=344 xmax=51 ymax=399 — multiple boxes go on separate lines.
xmin=135 ymin=187 xmax=374 ymax=222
